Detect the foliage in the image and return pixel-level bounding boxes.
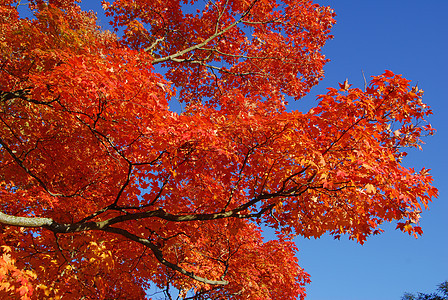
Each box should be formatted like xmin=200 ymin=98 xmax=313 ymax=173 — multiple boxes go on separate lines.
xmin=402 ymin=281 xmax=448 ymax=300
xmin=0 ymin=0 xmax=437 ymax=299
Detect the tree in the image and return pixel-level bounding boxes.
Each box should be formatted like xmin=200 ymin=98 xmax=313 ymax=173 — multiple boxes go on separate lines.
xmin=0 ymin=0 xmax=438 ymax=299
xmin=402 ymin=281 xmax=448 ymax=300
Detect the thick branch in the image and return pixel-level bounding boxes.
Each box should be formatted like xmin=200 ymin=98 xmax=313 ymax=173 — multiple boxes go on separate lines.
xmin=0 ymin=210 xmax=228 ymax=285
xmin=0 ymin=89 xmax=59 ymax=106
xmin=0 ymin=190 xmax=277 ymax=234
xmin=0 ymin=89 xmax=31 ymax=102
xmin=0 ymin=211 xmax=53 ymax=227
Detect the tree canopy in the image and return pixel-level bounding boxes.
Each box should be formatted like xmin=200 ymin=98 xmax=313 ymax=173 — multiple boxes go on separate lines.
xmin=0 ymin=0 xmax=437 ymax=299
xmin=402 ymin=281 xmax=448 ymax=300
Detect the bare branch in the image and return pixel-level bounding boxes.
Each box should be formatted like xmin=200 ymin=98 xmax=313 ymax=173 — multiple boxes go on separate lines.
xmin=144 ymin=37 xmax=165 ymax=53
xmin=0 ymin=88 xmax=59 ymax=106
xmin=0 ymin=211 xmax=53 ymax=227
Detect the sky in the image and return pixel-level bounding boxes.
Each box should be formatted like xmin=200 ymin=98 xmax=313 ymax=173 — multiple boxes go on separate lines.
xmin=290 ymin=1 xmax=448 ymax=299
xmin=54 ymin=1 xmax=448 ymax=299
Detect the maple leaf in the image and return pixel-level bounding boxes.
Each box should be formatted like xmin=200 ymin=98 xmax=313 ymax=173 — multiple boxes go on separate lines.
xmin=339 ymin=78 xmax=352 ymax=91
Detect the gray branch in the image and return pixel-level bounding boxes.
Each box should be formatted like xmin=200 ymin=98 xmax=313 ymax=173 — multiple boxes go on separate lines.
xmin=0 ymin=211 xmax=53 ymax=227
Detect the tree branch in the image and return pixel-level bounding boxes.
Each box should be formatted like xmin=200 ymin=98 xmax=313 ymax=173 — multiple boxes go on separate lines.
xmin=0 ymin=136 xmax=76 ymax=198
xmin=102 ymin=226 xmax=229 ymax=285
xmin=0 ymin=211 xmax=53 ymax=227
xmin=150 ymin=0 xmax=260 ymax=64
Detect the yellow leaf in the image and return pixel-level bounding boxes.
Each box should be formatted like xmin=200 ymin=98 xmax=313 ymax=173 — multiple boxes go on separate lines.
xmin=365 ymin=183 xmax=376 ymax=194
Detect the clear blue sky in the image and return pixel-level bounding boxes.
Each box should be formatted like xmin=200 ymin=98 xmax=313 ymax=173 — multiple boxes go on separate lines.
xmin=291 ymin=1 xmax=448 ymax=299
xmin=77 ymin=1 xmax=447 ymax=299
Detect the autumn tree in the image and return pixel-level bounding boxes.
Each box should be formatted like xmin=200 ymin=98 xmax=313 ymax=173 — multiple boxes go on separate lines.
xmin=0 ymin=0 xmax=437 ymax=299
xmin=402 ymin=281 xmax=448 ymax=300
